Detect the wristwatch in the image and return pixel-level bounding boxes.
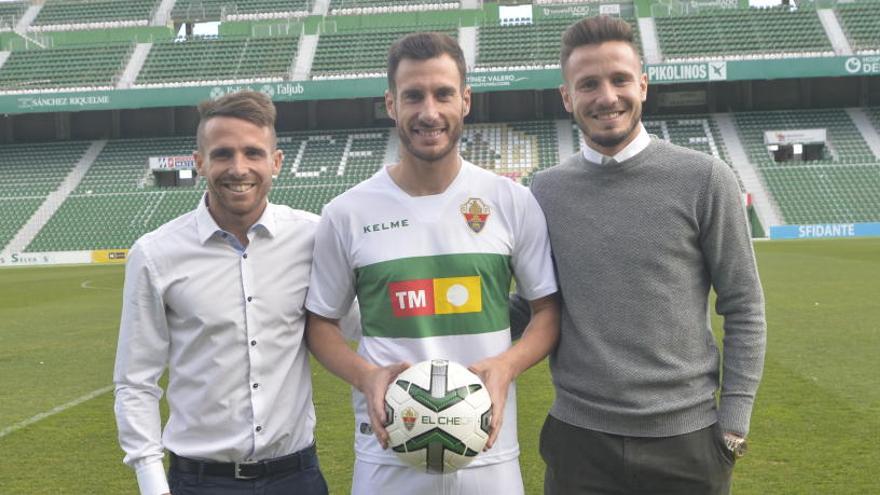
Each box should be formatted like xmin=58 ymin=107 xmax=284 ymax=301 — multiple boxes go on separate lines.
xmin=724 ymin=434 xmax=748 ymax=458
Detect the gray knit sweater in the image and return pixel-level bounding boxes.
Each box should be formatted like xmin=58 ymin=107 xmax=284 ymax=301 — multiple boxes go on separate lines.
xmin=527 ymin=138 xmax=766 ymax=438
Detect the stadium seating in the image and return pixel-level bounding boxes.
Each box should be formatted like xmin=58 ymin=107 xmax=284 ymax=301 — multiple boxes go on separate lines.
xmin=0 ymin=197 xmax=44 ymax=251
xmin=312 ymin=25 xmax=457 ymax=78
xmin=654 ymin=8 xmax=833 ymax=61
xmin=30 ymin=0 xmax=157 ymax=30
xmin=759 ymin=165 xmax=880 ymax=224
xmin=0 ymin=141 xmax=90 ymax=251
xmin=734 ymin=109 xmax=880 ymax=224
xmin=644 ymin=116 xmax=730 ymax=164
xmin=27 ymin=135 xmax=201 ymax=251
xmin=571 ymin=115 xmax=729 ymax=163
xmin=135 ymin=36 xmax=298 ymax=86
xmin=0 ymin=142 xmax=89 ymax=199
xmin=835 ymin=2 xmax=880 ymax=53
xmin=460 ymin=121 xmax=558 ymax=182
xmin=866 ymin=107 xmax=880 ymax=133
xmin=476 ymin=17 xmax=641 ymax=69
xmin=328 ymin=0 xmax=459 ymax=16
xmin=270 ymin=128 xmax=389 ymax=212
xmin=0 ymin=42 xmax=133 ymax=92
xmin=171 ymin=0 xmax=311 ymax=22
xmin=25 ymin=128 xmax=390 ymax=250
xmin=0 ymin=1 xmax=27 ymax=31
xmin=74 ymin=137 xmax=197 ymax=195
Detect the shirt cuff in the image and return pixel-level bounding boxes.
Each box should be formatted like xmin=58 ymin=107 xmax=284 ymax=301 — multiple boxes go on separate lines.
xmin=135 ymin=458 xmax=169 ymax=495
xmin=718 ymin=396 xmax=754 ymax=437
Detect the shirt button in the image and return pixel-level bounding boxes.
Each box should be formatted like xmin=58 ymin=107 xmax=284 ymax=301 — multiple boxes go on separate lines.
xmin=250 ymin=340 xmax=257 ymax=346
xmin=252 ymin=383 xmax=259 ymax=389
xmin=243 ymin=253 xmax=248 ymax=259
xmin=255 ymin=426 xmax=262 ymax=432
xmin=247 ymin=296 xmax=253 ymax=302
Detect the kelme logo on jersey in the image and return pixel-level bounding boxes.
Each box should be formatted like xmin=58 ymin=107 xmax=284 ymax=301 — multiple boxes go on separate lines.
xmin=461 ymin=198 xmax=490 ymax=233
xmin=388 ymin=276 xmax=482 ymax=318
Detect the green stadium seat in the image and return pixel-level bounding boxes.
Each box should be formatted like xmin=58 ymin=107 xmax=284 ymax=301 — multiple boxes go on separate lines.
xmin=171 ymin=0 xmax=310 ymax=22
xmin=328 ymin=0 xmax=460 ymax=16
xmin=734 ymin=108 xmax=880 ymax=225
xmin=135 ymin=36 xmax=298 ymax=86
xmin=654 ymin=7 xmax=833 ymax=61
xmin=0 ymin=1 xmax=27 ymax=30
xmin=312 ymin=25 xmax=457 ymax=79
xmin=0 ymin=141 xmax=90 ymax=251
xmin=30 ymin=0 xmax=157 ymax=30
xmin=836 ymin=3 xmax=880 ymax=53
xmin=0 ymin=42 xmax=133 ymax=91
xmin=476 ymin=16 xmax=641 ymax=69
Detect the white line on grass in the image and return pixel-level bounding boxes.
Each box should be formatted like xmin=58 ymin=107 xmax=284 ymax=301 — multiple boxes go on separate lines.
xmin=0 ymin=385 xmax=113 ymax=439
xmin=80 ymin=279 xmax=119 ymax=291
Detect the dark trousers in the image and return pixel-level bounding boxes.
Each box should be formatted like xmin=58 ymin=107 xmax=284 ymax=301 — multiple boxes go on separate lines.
xmin=168 ymin=447 xmax=329 ymax=495
xmin=540 ymin=414 xmax=734 ymax=495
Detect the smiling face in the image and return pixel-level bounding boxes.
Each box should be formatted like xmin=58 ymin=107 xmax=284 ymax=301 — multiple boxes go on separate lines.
xmin=385 ymin=54 xmax=471 ymax=167
xmin=560 ymin=40 xmax=648 ymax=156
xmin=194 ymin=116 xmax=282 ymax=231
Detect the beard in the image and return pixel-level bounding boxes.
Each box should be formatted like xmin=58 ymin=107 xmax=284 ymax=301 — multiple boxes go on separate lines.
xmin=575 ymin=106 xmax=642 ymax=150
xmin=397 ymin=117 xmax=463 ymax=163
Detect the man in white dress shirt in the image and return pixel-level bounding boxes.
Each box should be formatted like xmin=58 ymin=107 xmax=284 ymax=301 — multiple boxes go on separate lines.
xmin=114 ymin=91 xmax=331 ymax=495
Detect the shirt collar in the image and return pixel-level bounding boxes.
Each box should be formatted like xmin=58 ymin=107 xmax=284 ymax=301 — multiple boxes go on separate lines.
xmin=582 ymin=123 xmax=649 ymax=165
xmin=195 ymin=193 xmax=276 ymax=245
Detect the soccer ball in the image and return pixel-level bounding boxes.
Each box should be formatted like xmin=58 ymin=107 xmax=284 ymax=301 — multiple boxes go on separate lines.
xmin=384 ymin=359 xmax=492 ymax=474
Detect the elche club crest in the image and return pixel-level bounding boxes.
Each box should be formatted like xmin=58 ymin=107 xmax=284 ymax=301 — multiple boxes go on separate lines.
xmin=402 ymin=406 xmax=418 ymax=431
xmin=461 ymin=198 xmax=490 ymax=233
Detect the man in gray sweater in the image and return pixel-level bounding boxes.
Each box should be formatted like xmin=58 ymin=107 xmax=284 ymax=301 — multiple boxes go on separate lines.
xmin=512 ymin=15 xmax=766 ymax=494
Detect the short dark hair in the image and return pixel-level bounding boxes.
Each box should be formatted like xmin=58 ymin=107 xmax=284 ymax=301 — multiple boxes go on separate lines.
xmin=560 ymin=15 xmax=639 ymax=71
xmin=196 ymin=90 xmax=277 ymax=151
xmin=387 ymin=32 xmax=466 ymax=92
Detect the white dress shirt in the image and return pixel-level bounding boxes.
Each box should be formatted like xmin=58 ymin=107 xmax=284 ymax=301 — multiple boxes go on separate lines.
xmin=114 ymin=197 xmax=323 ymax=495
xmin=582 ymin=123 xmax=650 ymax=165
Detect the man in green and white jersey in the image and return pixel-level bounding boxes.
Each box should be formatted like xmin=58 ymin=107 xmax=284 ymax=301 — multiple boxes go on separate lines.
xmin=305 ymin=32 xmax=560 ymax=494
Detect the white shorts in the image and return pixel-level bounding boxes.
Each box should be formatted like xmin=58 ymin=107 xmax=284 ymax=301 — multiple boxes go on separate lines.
xmin=352 ymin=458 xmax=524 ymax=495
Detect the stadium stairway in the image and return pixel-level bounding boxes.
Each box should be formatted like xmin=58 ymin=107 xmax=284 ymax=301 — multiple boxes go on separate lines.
xmin=152 ymin=0 xmax=178 ymax=26
xmin=555 ymin=120 xmax=573 ymax=163
xmin=384 ymin=131 xmax=400 ymax=167
xmin=459 ymin=26 xmax=477 ymax=69
xmin=1 ymin=140 xmax=106 ymax=257
xmin=637 ymin=17 xmax=662 ymax=64
xmin=117 ymin=43 xmax=153 ymax=89
xmin=845 ymin=108 xmax=880 ymax=159
xmin=14 ymin=4 xmax=40 ymax=33
xmin=713 ymin=113 xmax=781 ymax=230
xmin=312 ymin=0 xmax=330 ymax=16
xmin=817 ymin=8 xmax=853 ymax=56
xmin=292 ymin=35 xmax=318 ymax=80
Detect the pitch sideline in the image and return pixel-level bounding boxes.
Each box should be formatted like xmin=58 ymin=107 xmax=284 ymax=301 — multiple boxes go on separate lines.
xmin=0 ymin=385 xmax=114 ymax=439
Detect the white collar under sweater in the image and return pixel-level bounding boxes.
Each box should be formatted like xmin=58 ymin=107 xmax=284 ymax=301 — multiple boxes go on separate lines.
xmin=581 ymin=123 xmax=650 ymax=165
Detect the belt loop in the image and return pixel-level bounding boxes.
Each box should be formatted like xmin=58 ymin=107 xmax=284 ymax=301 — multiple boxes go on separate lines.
xmin=198 ymin=462 xmax=204 ymax=483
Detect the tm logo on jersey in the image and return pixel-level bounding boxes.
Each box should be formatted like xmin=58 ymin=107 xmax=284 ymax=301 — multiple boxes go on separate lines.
xmin=388 ymin=276 xmax=482 ymax=318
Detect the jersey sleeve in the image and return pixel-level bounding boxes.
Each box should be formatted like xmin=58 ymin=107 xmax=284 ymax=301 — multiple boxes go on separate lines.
xmin=305 ymin=211 xmax=357 ymax=320
xmin=510 ymin=187 xmax=558 ymax=301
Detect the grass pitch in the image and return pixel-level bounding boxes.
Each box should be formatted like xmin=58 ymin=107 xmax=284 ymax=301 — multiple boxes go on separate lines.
xmin=0 ymin=238 xmax=878 ymax=494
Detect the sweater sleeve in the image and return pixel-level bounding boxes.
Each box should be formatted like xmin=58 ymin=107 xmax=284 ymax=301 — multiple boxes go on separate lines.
xmin=699 ymin=161 xmax=767 ymax=436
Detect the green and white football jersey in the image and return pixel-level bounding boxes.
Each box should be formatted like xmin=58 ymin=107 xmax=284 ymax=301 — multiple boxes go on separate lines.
xmin=306 ymin=159 xmax=557 ymax=467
